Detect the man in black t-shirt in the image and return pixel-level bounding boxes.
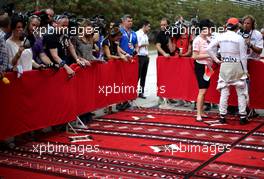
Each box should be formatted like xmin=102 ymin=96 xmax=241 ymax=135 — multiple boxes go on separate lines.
xmin=43 ymin=15 xmax=85 ymax=77
xmin=155 ymin=18 xmax=172 ymax=57
xmin=44 ymin=33 xmax=70 ymax=64
xmin=156 ymin=18 xmax=178 ymax=106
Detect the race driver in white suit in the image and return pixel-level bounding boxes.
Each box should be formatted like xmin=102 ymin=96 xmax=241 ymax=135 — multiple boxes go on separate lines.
xmin=207 ymin=17 xmax=249 ymax=125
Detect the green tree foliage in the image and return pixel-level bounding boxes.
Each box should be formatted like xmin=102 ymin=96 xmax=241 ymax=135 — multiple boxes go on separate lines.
xmin=9 ymin=0 xmax=264 ymax=30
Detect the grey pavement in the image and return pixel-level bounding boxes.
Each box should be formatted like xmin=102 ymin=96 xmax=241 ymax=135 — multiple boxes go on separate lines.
xmin=95 ymin=50 xmax=264 ymax=117
xmin=133 ymin=50 xmax=159 ymax=108
xmin=133 ymin=50 xmax=264 ymax=116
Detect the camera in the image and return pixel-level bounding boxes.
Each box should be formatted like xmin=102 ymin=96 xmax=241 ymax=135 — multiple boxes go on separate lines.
xmin=90 ymin=15 xmax=107 ymax=36
xmin=59 ymin=12 xmax=79 ymax=36
xmin=63 ymin=12 xmax=79 ymax=29
xmin=242 ymin=32 xmax=250 ymax=39
xmin=238 ymin=29 xmax=250 ymax=39
xmin=1 ymin=3 xmax=15 ymax=16
xmin=32 ymin=10 xmax=49 ymax=27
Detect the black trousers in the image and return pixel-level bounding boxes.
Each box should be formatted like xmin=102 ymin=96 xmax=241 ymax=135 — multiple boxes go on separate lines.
xmin=138 ymin=55 xmax=149 ymax=94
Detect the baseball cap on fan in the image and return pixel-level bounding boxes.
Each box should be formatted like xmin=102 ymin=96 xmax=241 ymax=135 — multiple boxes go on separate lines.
xmin=226 ymin=17 xmax=239 ymax=30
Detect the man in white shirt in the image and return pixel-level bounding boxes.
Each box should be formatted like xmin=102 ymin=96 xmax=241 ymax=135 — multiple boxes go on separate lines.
xmin=239 ymin=15 xmax=263 ymax=60
xmin=207 ymin=17 xmax=249 ymax=125
xmin=239 ymin=15 xmax=263 ymax=118
xmin=136 ymin=20 xmax=151 ymax=99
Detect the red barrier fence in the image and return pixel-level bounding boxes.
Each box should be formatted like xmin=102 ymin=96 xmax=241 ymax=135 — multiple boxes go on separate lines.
xmin=0 ymin=59 xmax=138 ymax=140
xmin=157 ymin=56 xmax=264 ymax=109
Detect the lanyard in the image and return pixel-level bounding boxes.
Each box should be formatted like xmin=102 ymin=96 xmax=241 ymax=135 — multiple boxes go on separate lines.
xmin=123 ymin=29 xmax=133 ymax=43
xmin=249 ymin=30 xmax=253 ymax=40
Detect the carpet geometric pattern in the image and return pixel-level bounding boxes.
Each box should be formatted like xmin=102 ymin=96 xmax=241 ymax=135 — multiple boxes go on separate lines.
xmin=0 ymin=108 xmax=263 ymax=178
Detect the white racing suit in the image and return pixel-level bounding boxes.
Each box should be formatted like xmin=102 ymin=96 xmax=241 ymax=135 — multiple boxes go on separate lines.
xmin=207 ymin=30 xmax=248 ymax=116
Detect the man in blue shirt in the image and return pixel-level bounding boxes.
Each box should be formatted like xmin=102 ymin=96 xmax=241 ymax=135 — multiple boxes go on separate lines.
xmin=116 ymin=15 xmax=138 ymax=111
xmin=119 ymin=15 xmax=138 ymax=56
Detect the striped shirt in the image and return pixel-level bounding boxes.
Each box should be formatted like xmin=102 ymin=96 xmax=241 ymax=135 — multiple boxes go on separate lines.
xmin=0 ymin=29 xmax=9 ymax=73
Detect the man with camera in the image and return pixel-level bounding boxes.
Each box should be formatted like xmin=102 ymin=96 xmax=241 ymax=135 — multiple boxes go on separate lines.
xmin=239 ymin=15 xmax=263 ymax=60
xmin=239 ymin=15 xmax=263 ymax=118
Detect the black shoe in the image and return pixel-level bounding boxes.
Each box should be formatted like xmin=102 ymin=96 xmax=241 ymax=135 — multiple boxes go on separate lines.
xmin=0 ymin=142 xmax=15 ymax=150
xmin=79 ymin=113 xmax=93 ymax=124
xmin=219 ymin=114 xmax=226 ymax=124
xmin=240 ymin=115 xmax=248 ymax=125
xmin=211 ymin=104 xmax=218 ymax=109
xmin=116 ymin=103 xmax=123 ymax=111
xmin=52 ymin=124 xmax=66 ymax=132
xmin=168 ymin=99 xmax=178 ymax=103
xmin=248 ymin=109 xmax=259 ymax=119
xmin=193 ymin=102 xmax=197 ymax=110
xmin=138 ymin=93 xmax=146 ymax=99
xmin=123 ymin=102 xmax=131 ymax=109
xmin=89 ymin=112 xmax=95 ymax=116
xmin=117 ymin=102 xmax=131 ymax=111
xmin=228 ymin=106 xmax=239 ymax=115
xmin=204 ymin=103 xmax=211 ymax=111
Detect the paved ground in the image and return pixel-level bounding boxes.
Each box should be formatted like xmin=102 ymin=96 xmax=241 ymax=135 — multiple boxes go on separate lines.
xmin=132 ymin=51 xmax=216 ymax=113
xmin=95 ymin=50 xmax=264 ymax=117
xmin=133 ymin=50 xmax=159 ymax=108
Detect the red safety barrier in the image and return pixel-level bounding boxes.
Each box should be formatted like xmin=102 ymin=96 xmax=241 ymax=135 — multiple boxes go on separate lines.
xmin=0 ymin=58 xmax=138 ymax=140
xmin=157 ymin=56 xmax=264 ymax=109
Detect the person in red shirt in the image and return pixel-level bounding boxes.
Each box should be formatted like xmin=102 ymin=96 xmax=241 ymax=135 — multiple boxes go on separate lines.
xmin=172 ymin=25 xmax=193 ymax=57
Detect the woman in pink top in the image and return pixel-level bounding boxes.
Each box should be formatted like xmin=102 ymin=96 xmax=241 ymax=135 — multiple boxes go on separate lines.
xmin=192 ymin=19 xmax=215 ymax=121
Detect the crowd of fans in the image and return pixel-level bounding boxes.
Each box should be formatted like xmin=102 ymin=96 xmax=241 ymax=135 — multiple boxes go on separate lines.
xmin=0 ymin=9 xmax=141 ymax=80
xmin=0 ymin=7 xmax=264 ymax=117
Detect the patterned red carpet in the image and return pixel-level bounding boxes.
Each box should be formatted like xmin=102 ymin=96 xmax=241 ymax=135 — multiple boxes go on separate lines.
xmin=0 ymin=108 xmax=263 ymax=178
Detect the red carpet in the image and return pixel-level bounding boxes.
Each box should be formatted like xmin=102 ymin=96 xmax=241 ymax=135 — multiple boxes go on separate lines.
xmin=0 ymin=108 xmax=263 ymax=178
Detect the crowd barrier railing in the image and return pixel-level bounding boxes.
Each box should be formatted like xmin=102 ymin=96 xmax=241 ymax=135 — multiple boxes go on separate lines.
xmin=157 ymin=56 xmax=264 ymax=109
xmin=0 ymin=58 xmax=138 ymax=140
